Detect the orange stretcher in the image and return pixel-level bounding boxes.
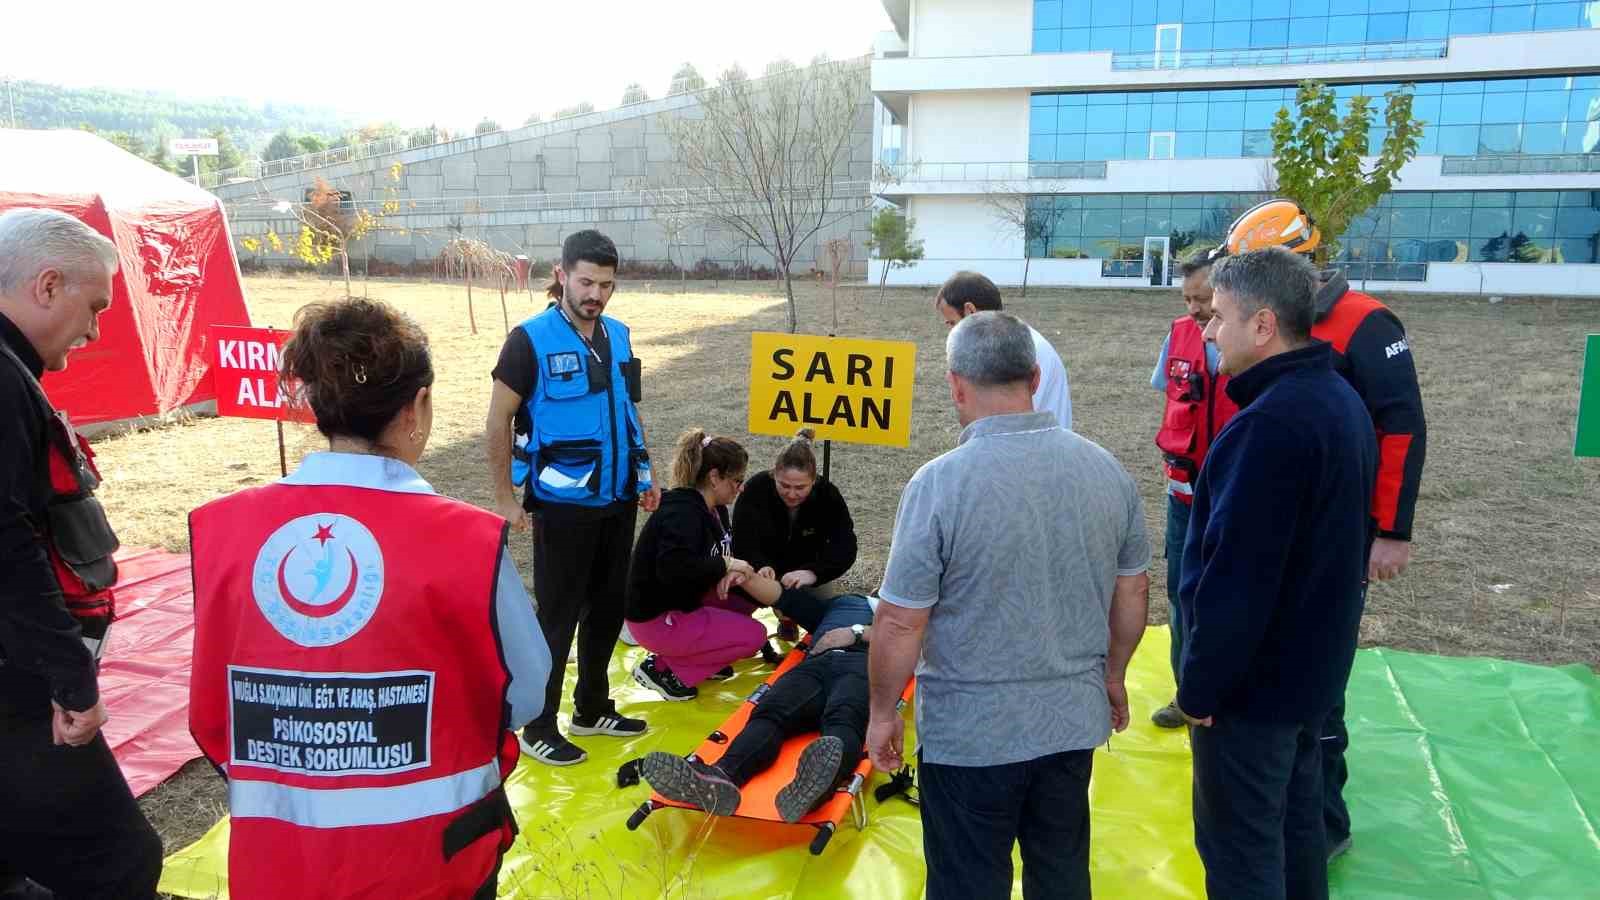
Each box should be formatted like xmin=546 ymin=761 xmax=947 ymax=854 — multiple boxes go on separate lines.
xmin=623 ymin=643 xmax=916 ymax=855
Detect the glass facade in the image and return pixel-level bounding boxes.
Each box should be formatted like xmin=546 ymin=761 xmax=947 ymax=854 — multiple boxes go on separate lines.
xmin=1032 ymin=0 xmax=1600 ymax=56
xmin=1025 ymin=190 xmax=1600 ymax=267
xmin=1028 ymin=75 xmax=1600 ymax=163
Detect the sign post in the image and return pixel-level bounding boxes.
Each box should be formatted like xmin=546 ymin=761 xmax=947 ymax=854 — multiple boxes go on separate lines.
xmin=209 ymin=325 xmax=316 ymax=475
xmin=1577 ymin=334 xmax=1600 ymax=458
xmin=169 ymin=138 xmax=220 ymax=189
xmin=747 ymin=333 xmax=917 ymax=456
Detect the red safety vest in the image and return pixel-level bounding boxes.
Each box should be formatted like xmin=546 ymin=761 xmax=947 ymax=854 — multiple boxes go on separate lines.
xmin=1155 ymin=315 xmax=1240 ymax=504
xmin=189 ymin=482 xmax=518 ymax=900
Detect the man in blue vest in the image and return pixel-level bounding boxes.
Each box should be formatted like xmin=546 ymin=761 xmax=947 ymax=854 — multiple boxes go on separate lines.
xmin=486 ymin=230 xmax=661 ymax=766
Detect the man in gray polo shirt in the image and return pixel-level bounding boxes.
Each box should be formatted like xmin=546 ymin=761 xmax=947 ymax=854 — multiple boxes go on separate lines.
xmin=866 ymin=311 xmax=1150 ymax=900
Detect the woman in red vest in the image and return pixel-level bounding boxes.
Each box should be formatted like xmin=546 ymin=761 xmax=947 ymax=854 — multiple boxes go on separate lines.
xmin=188 ymin=299 xmax=551 ymax=900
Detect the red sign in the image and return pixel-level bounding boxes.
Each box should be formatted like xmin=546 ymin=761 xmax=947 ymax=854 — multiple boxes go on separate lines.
xmin=210 ymin=326 xmax=314 ymax=423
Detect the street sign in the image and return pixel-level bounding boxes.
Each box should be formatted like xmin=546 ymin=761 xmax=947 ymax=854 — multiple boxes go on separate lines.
xmin=210 ymin=326 xmax=314 ymax=424
xmin=1577 ymin=334 xmax=1600 ymax=458
xmin=170 ymin=138 xmax=219 ymax=156
xmin=748 ymin=332 xmax=916 ymax=448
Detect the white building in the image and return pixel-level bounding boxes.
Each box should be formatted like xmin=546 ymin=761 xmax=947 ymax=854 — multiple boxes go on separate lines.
xmin=869 ymin=0 xmax=1600 ymax=295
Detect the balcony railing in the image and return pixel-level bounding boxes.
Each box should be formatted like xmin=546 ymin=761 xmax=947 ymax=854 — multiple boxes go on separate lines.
xmin=1112 ymin=39 xmax=1447 ymax=71
xmin=1441 ymin=153 xmax=1600 ymax=175
xmin=876 ymin=161 xmax=1108 ymax=184
xmin=1330 ymin=260 xmax=1429 ymax=282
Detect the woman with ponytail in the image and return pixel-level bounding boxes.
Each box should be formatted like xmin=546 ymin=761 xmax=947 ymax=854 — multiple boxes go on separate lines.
xmin=731 ymin=429 xmax=858 ymax=640
xmin=625 ymin=429 xmax=776 ymax=701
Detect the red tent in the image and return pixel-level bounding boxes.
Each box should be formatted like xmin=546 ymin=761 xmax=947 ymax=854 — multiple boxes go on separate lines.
xmin=0 ymin=129 xmax=252 ymax=428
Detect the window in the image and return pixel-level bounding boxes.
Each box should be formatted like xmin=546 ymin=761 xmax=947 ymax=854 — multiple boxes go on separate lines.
xmin=1155 ymin=23 xmax=1183 ymax=67
xmin=1029 ymin=75 xmax=1600 ymax=167
xmin=1035 ymin=0 xmax=1600 ymax=53
xmin=1150 ymin=131 xmax=1176 ymax=158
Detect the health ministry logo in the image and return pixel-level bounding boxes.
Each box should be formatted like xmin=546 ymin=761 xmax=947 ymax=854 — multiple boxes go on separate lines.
xmin=252 ymin=514 xmax=385 ymax=647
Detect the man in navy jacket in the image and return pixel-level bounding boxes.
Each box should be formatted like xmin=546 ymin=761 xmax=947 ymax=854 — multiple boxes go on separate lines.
xmin=1176 ymin=248 xmax=1376 ymax=900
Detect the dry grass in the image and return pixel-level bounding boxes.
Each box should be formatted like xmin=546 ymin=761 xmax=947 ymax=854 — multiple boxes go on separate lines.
xmin=117 ymin=271 xmax=1599 ymax=864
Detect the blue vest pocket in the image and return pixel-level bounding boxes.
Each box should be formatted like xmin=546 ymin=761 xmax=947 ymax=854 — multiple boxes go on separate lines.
xmin=536 ymin=441 xmax=603 ymax=501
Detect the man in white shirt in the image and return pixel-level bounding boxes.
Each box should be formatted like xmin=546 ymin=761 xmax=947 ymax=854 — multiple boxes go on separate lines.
xmin=933 ymin=271 xmax=1072 ymax=431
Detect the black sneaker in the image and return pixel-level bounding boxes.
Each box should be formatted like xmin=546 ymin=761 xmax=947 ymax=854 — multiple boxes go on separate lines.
xmin=570 ymin=710 xmax=648 ymax=737
xmin=708 ymin=665 xmax=736 ymax=681
xmin=759 ymin=641 xmax=784 ymax=666
xmin=776 ymin=619 xmax=800 ymax=642
xmin=776 ymin=735 xmax=844 ymax=823
xmin=518 ymin=729 xmax=587 ymax=766
xmin=641 ymin=752 xmax=741 ymax=816
xmin=633 ymin=654 xmax=698 ymax=701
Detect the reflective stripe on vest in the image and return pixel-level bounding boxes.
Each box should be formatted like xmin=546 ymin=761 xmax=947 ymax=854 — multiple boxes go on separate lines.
xmin=230 ymin=758 xmax=500 ymax=829
xmin=518 ymin=307 xmax=650 ymax=507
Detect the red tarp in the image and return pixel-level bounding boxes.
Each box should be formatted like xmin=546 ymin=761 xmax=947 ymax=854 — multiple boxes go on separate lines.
xmin=0 ymin=129 xmax=252 ymax=426
xmin=100 ymin=548 xmax=201 ymax=797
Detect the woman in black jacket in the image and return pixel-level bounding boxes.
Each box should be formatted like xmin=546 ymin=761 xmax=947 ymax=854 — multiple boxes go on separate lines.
xmin=626 ymin=429 xmax=776 ymax=701
xmin=731 ymin=429 xmax=858 ymax=640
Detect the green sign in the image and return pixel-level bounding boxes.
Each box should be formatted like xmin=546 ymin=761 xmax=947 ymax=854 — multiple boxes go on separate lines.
xmin=1578 ymin=334 xmax=1600 ymax=458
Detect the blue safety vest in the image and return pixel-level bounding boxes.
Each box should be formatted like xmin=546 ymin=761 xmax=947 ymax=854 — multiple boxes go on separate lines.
xmin=511 ymin=306 xmax=652 ymax=508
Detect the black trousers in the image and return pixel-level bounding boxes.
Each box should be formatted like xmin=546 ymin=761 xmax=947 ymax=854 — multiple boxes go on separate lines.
xmin=0 ymin=705 xmax=162 ymax=899
xmin=715 ymin=651 xmax=867 ymax=787
xmin=919 ymin=748 xmax=1095 ymax=900
xmin=526 ymin=503 xmax=637 ymax=735
xmin=1321 ymin=700 xmax=1351 ymax=847
xmin=1191 ymin=716 xmax=1328 ymax=900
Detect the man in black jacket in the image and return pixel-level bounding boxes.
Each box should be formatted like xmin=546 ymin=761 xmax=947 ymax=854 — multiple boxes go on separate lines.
xmin=0 ymin=208 xmax=162 ymax=899
xmin=1176 ymin=248 xmax=1376 ymax=900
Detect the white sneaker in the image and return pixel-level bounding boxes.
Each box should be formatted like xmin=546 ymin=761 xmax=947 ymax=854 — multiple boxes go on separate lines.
xmin=619 ymin=623 xmax=640 ymax=646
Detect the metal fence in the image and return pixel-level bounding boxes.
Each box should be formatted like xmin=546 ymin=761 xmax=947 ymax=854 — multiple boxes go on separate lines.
xmin=1112 ymin=39 xmax=1447 ymax=71
xmin=875 ymin=161 xmax=1108 ymax=183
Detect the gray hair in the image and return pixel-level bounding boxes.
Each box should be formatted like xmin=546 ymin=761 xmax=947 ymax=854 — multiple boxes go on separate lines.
xmin=1209 ymin=247 xmax=1318 ymax=343
xmin=0 ymin=208 xmax=119 ymax=296
xmin=946 ymin=311 xmax=1036 ymax=387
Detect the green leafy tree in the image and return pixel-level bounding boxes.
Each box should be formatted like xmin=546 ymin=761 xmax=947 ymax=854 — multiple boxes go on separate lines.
xmin=264 ymin=130 xmax=300 ymax=161
xmin=474 ymin=118 xmax=501 ymax=135
xmin=621 ymin=83 xmax=649 ymax=105
xmin=297 ymin=134 xmax=327 ymax=154
xmin=667 ymin=63 xmax=705 ymax=95
xmin=864 ymin=207 xmax=924 ymax=303
xmin=1271 ymin=80 xmax=1424 ymax=264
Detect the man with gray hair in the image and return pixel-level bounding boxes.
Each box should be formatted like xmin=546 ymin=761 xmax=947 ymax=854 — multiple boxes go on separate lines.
xmin=1176 ymin=247 xmax=1376 ymax=900
xmin=0 ymin=208 xmax=162 ymax=898
xmin=866 ymin=311 xmax=1150 ymax=900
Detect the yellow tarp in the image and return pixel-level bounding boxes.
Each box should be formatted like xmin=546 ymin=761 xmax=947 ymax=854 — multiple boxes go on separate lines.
xmin=161 ymin=622 xmax=1205 ymax=898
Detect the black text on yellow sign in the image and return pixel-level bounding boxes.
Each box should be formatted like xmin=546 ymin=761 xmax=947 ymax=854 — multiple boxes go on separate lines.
xmin=748 ymin=333 xmax=916 ymax=448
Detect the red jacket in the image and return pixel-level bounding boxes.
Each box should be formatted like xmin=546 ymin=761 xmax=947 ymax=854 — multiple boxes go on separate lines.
xmin=1156 ymin=315 xmax=1241 ymax=505
xmin=1310 ymin=277 xmax=1427 ymax=541
xmin=190 ymin=480 xmax=519 ymax=900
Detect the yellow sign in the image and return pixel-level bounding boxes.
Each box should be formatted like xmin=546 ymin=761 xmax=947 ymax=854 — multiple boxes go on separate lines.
xmin=747 ymin=332 xmax=916 ymax=448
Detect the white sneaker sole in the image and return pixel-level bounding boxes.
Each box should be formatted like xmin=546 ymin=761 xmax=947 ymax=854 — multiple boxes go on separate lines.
xmin=517 ymin=733 xmax=587 ymax=767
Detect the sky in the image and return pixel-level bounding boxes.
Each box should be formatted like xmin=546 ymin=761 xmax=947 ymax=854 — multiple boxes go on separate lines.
xmin=7 ymin=0 xmax=894 ymax=132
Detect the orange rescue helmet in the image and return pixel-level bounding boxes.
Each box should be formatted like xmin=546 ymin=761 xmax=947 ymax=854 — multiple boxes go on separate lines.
xmin=1209 ymin=199 xmax=1322 ymax=261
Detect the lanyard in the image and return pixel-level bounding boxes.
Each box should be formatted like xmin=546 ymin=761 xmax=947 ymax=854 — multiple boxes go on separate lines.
xmin=557 ymin=303 xmax=606 ymax=366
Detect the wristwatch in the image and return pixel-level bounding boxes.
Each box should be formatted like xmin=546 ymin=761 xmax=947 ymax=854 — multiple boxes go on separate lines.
xmin=850 ymin=623 xmax=866 ymax=646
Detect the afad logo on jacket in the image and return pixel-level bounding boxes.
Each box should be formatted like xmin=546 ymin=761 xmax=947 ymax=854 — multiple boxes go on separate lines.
xmin=252 ymin=514 xmax=385 ymax=647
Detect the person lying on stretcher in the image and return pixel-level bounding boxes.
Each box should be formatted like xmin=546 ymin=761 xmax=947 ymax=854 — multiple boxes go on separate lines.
xmin=641 ymin=581 xmax=877 ymax=824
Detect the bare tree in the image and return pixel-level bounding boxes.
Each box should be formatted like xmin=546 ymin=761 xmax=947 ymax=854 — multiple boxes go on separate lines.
xmin=656 ymin=206 xmax=697 ymax=293
xmin=823 ymin=238 xmax=851 ymax=335
xmin=664 ymin=57 xmax=870 ymax=332
xmin=984 ymin=187 xmax=1062 ymax=298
